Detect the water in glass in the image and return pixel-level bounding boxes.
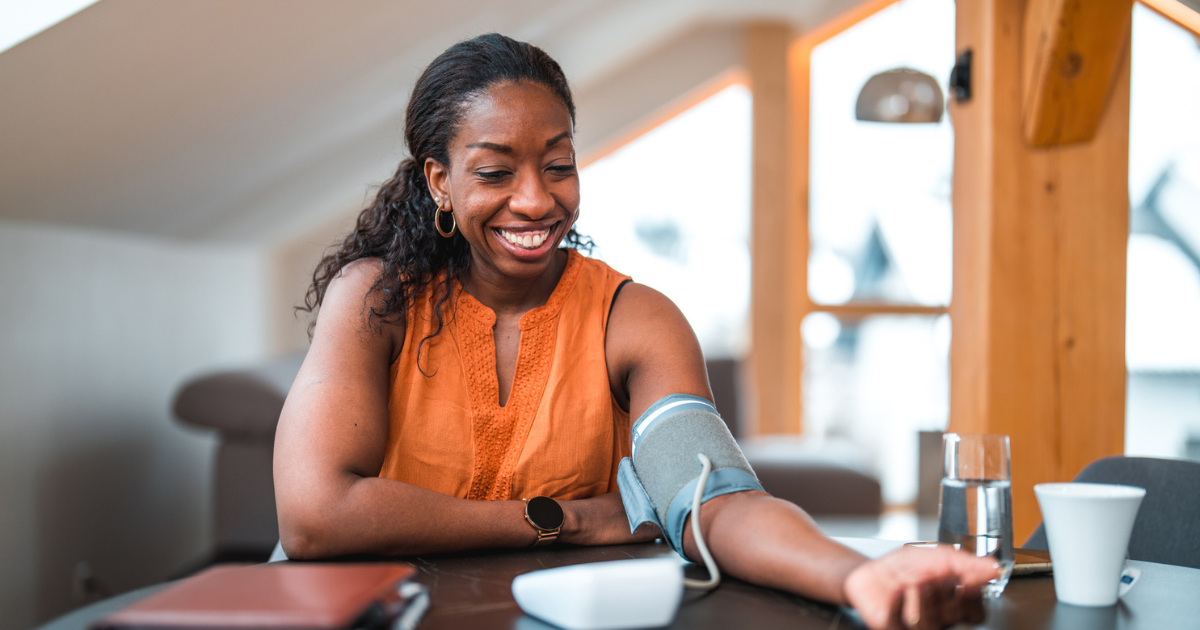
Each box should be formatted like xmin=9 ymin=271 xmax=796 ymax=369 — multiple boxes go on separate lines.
xmin=937 ymin=478 xmax=1014 ymax=597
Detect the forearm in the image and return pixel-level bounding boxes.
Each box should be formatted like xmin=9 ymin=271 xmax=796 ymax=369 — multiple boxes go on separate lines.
xmin=682 ymin=491 xmax=868 ymax=605
xmin=279 ymin=474 xmax=537 ymax=558
xmin=560 ymin=491 xmax=662 ymax=546
xmin=279 ymin=477 xmax=655 ymax=559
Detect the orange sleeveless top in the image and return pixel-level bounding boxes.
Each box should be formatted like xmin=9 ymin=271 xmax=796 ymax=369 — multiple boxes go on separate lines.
xmin=378 ymin=250 xmax=632 ymax=501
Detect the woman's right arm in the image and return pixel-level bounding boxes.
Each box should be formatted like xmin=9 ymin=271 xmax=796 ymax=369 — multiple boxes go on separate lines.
xmin=273 ymin=261 xmax=538 ymax=558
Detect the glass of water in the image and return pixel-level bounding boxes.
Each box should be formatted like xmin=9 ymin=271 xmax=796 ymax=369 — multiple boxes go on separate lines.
xmin=937 ymin=433 xmax=1014 ymax=597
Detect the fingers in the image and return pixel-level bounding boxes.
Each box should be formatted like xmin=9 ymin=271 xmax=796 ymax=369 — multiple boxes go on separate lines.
xmin=843 ymin=563 xmax=904 ymax=630
xmin=943 ymin=548 xmax=1001 ymax=587
xmin=936 ymin=576 xmax=963 ymax=627
xmin=845 ymin=547 xmax=996 ymax=630
xmin=903 ymin=575 xmax=958 ymax=630
xmin=902 ymin=582 xmax=923 ymax=629
xmin=958 ymin=583 xmax=987 ymax=625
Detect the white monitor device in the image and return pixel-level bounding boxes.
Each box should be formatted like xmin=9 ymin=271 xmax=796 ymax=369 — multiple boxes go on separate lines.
xmin=511 ymin=558 xmax=684 ymax=630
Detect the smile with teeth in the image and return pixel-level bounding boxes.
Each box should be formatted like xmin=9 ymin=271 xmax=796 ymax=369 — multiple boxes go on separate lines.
xmin=496 ymin=227 xmax=552 ymax=250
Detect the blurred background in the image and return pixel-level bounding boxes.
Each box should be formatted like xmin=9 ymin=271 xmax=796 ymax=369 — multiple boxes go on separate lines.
xmin=1 ymin=1 xmax=1197 ymax=628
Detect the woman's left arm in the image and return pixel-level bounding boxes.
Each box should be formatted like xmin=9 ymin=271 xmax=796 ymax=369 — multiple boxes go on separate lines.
xmin=604 ymin=283 xmax=996 ymax=630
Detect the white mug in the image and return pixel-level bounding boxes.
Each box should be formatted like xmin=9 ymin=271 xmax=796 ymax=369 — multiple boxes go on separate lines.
xmin=1034 ymin=483 xmax=1146 ymax=607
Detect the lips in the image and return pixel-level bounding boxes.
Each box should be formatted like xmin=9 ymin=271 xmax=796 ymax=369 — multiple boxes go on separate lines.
xmin=496 ymin=227 xmax=551 ymax=249
xmin=491 ymin=223 xmax=560 ymax=261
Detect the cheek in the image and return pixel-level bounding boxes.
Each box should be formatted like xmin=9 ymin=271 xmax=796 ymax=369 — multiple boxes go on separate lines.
xmin=558 ymin=183 xmax=581 ymax=213
xmin=456 ymin=191 xmax=500 ymax=226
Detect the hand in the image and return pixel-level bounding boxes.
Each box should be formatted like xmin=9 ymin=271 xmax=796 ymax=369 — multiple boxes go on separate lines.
xmin=558 ymin=492 xmax=661 ymax=546
xmin=843 ymin=546 xmax=998 ymax=630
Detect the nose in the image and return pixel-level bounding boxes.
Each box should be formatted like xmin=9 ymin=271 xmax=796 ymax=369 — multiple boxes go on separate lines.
xmin=508 ymin=169 xmax=556 ymax=220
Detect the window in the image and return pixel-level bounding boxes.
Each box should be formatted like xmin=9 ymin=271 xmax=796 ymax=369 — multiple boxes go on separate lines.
xmin=803 ymin=0 xmax=956 ymax=505
xmin=577 ymin=83 xmax=752 ymax=360
xmin=1125 ymin=3 xmax=1200 ymax=461
xmin=578 ymin=0 xmax=960 ymax=507
xmin=808 ymin=0 xmax=954 ymax=308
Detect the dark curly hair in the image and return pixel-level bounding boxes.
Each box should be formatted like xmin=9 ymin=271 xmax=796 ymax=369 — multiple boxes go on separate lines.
xmin=301 ymin=33 xmax=592 ymax=363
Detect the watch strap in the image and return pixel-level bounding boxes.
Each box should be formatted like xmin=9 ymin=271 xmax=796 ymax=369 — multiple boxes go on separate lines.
xmin=530 ymin=527 xmax=559 ymax=547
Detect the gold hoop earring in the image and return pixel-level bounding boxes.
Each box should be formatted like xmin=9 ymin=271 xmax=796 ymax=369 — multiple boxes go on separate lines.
xmin=434 ymin=201 xmax=457 ymax=238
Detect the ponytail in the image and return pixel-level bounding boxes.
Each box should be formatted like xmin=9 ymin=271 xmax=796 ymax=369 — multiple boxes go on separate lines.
xmin=301 ymin=156 xmax=471 ymax=370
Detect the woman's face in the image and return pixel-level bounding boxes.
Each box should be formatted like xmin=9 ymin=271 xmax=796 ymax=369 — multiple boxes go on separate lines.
xmin=425 ymin=80 xmax=580 ymax=283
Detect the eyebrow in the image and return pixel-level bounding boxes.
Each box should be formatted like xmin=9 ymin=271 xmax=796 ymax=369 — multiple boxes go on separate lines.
xmin=465 ymin=132 xmax=573 ymax=153
xmin=465 ymin=141 xmax=512 ymax=153
xmin=544 ymin=132 xmax=571 ymax=147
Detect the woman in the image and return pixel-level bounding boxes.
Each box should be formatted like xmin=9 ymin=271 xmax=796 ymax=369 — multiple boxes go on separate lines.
xmin=274 ymin=33 xmax=995 ymax=630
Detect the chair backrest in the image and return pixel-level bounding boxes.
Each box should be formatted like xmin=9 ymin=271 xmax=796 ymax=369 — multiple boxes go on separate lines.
xmin=1023 ymin=456 xmax=1200 ymax=569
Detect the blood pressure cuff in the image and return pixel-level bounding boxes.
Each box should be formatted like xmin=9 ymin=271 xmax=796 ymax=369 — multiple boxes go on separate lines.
xmin=616 ymin=394 xmax=763 ymax=557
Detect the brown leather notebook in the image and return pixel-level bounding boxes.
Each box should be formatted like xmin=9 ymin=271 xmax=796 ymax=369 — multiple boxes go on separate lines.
xmin=94 ymin=563 xmax=418 ymax=630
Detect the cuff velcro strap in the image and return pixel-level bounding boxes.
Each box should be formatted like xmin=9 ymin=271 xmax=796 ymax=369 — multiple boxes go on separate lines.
xmin=662 ymin=468 xmax=762 ymax=557
xmin=617 ymin=457 xmax=662 ymax=535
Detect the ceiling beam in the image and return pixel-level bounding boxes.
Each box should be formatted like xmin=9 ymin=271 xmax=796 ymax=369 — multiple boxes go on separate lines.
xmin=1140 ymin=0 xmax=1200 ymax=35
xmin=1021 ymin=0 xmax=1134 ymax=147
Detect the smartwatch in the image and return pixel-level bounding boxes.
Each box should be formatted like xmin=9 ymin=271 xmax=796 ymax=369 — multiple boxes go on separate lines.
xmin=523 ymin=496 xmax=564 ymax=547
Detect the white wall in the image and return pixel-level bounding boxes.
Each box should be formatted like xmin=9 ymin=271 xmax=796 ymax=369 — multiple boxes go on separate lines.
xmin=0 ymin=221 xmax=270 ymax=629
xmin=266 ymin=209 xmax=359 ymax=356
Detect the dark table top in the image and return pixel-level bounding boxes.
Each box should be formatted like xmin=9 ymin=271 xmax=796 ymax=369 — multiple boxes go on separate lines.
xmin=36 ymin=540 xmax=1200 ymax=630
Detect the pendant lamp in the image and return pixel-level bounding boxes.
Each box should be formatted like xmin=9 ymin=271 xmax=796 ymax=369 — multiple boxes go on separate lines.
xmin=855 ymin=67 xmax=944 ymax=123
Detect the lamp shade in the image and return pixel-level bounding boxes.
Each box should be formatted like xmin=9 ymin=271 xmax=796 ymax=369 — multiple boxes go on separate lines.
xmin=855 ymin=67 xmax=944 ymax=123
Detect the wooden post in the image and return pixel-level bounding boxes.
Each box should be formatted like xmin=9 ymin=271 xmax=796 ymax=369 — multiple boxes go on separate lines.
xmin=950 ymin=0 xmax=1132 ymax=541
xmin=746 ymin=22 xmax=801 ymax=435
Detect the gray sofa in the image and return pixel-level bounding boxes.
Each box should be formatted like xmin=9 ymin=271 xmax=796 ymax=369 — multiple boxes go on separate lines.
xmin=172 ymin=353 xmax=304 ymax=562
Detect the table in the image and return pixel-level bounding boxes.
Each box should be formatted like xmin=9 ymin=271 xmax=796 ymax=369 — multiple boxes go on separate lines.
xmin=36 ymin=540 xmax=1200 ymax=630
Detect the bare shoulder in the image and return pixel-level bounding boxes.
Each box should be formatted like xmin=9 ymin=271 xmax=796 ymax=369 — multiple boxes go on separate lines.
xmin=310 ymin=258 xmax=404 ymax=363
xmin=321 ymin=258 xmax=383 ymax=317
xmin=605 ymin=283 xmax=711 ymax=417
xmin=606 ymin=283 xmax=691 ymax=346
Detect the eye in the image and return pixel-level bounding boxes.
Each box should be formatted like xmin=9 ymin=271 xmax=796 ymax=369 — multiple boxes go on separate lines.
xmin=476 ymin=170 xmax=510 ymax=181
xmin=547 ymin=164 xmax=576 ymax=176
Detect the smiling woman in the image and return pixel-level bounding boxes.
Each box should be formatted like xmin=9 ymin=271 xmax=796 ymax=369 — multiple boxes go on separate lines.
xmin=272 ymin=33 xmax=997 ymax=630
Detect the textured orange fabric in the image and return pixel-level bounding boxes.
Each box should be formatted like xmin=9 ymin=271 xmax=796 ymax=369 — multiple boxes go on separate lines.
xmin=379 ymin=250 xmax=632 ymax=501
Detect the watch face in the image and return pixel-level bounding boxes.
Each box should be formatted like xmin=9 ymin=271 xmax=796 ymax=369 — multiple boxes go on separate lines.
xmin=526 ymin=496 xmax=564 ymax=530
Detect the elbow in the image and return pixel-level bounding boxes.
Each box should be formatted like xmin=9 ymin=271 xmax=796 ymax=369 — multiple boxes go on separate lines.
xmin=277 ymin=500 xmax=345 ymax=560
xmin=279 ymin=518 xmax=335 ymax=560
xmin=274 ymin=468 xmax=370 ymax=559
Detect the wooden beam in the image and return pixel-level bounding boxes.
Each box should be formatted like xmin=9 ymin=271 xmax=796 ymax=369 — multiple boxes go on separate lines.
xmin=747 ymin=22 xmax=800 ymax=435
xmin=579 ymin=69 xmax=747 ymax=169
xmin=951 ymin=0 xmax=1131 ymax=541
xmin=797 ymin=0 xmax=901 ymax=46
xmin=1022 ymin=0 xmax=1134 ymax=146
xmin=787 ymin=38 xmax=816 ymax=436
xmin=1140 ymin=0 xmax=1200 ymax=35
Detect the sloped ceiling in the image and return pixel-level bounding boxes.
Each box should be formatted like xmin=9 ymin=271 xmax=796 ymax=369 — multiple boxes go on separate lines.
xmin=0 ymin=0 xmax=860 ymax=243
